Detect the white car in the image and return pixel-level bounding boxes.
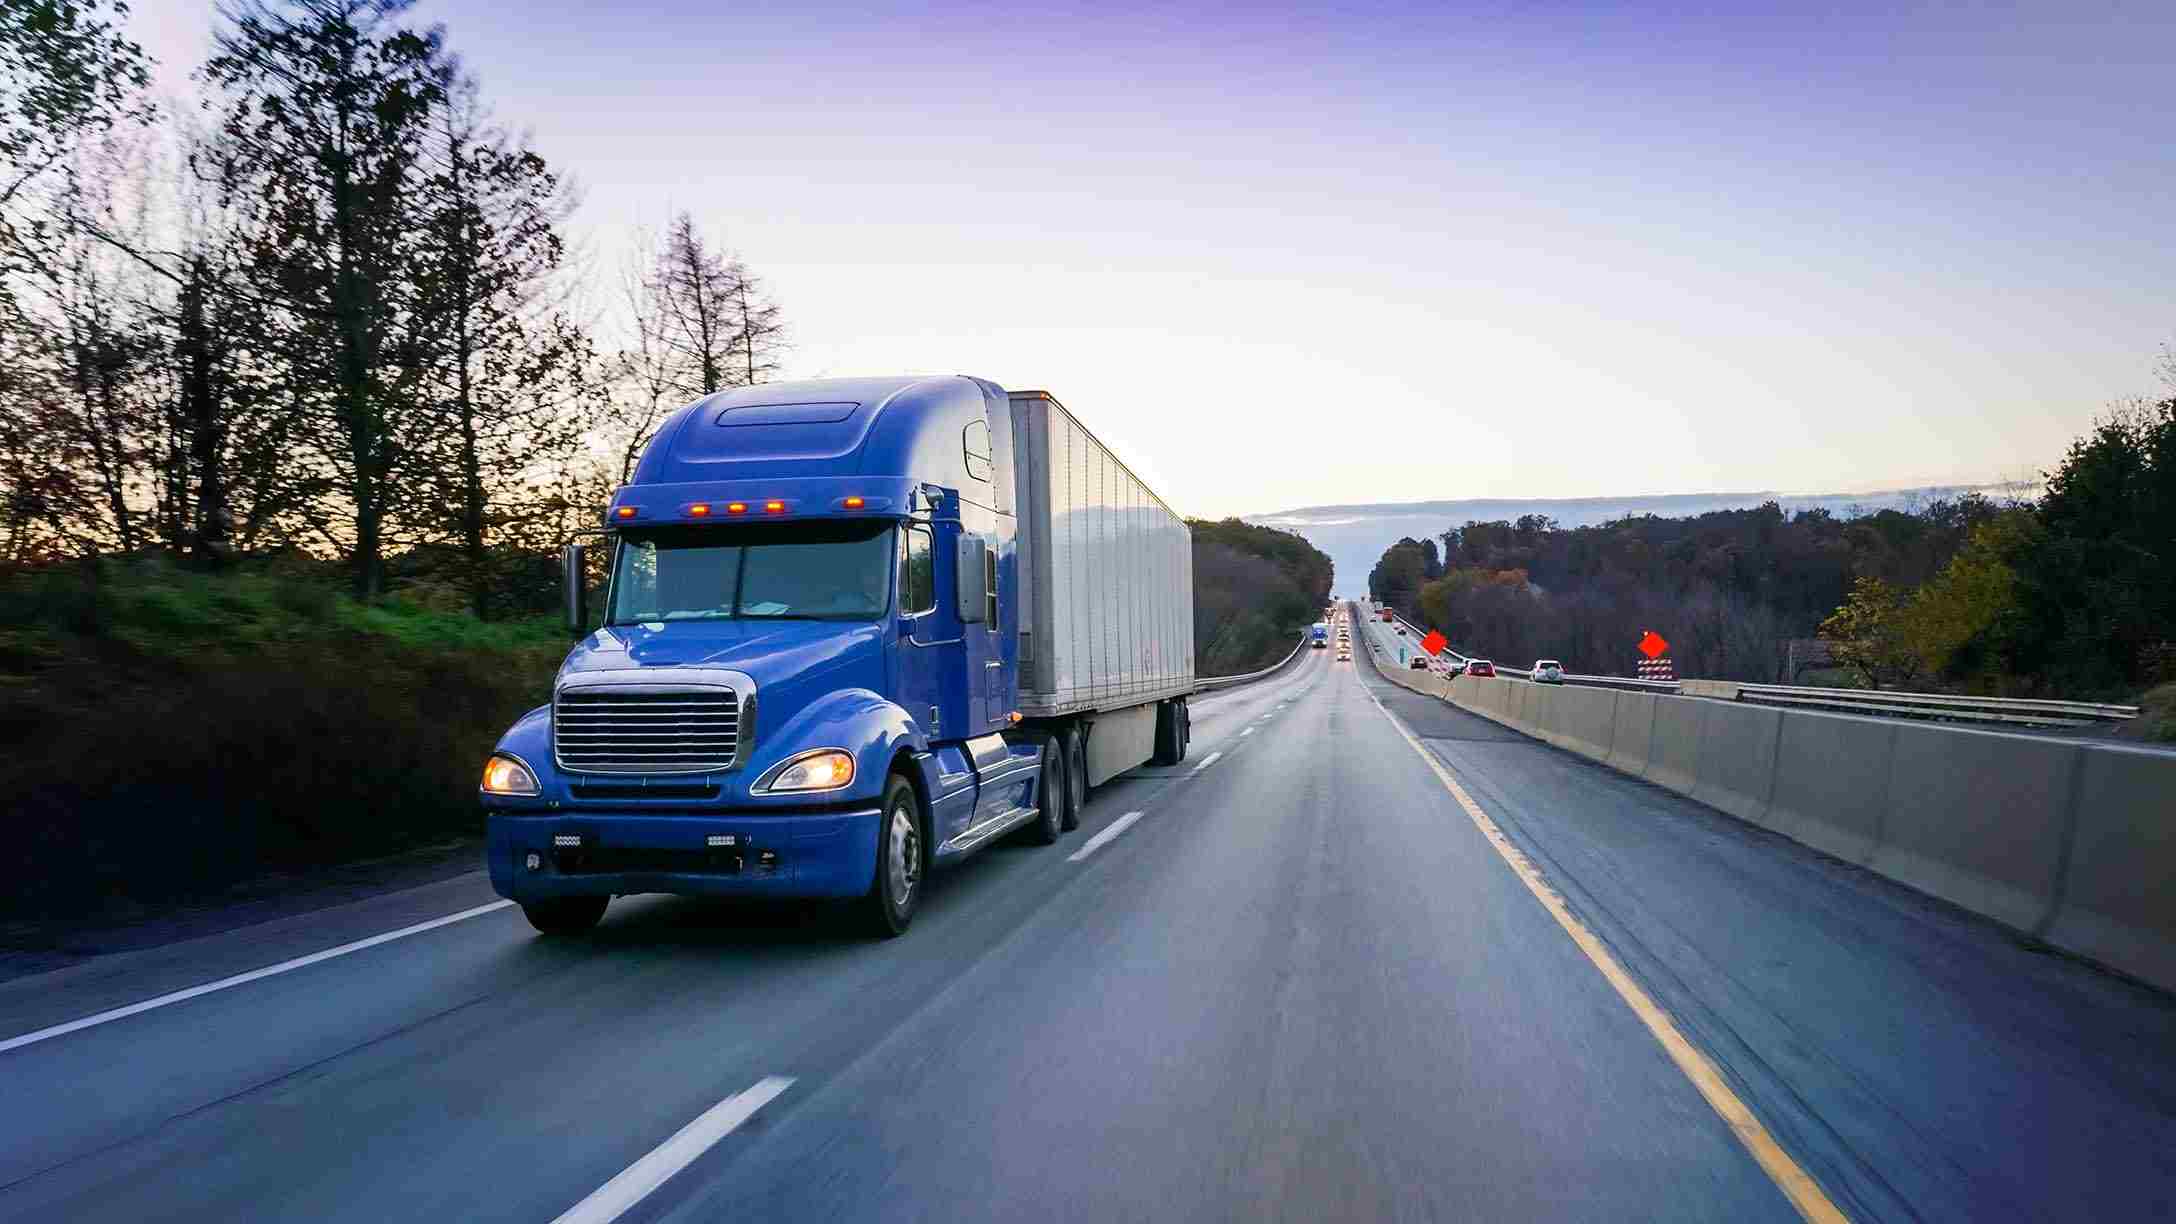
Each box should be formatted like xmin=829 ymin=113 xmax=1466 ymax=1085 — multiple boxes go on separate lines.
xmin=1530 ymin=659 xmax=1564 ymax=684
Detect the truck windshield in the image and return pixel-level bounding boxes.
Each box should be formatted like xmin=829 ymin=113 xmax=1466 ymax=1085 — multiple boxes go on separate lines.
xmin=608 ymin=520 xmax=895 ymax=624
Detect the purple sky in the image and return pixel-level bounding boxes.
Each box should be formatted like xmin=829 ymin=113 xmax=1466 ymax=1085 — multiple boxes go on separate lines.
xmin=132 ymin=1 xmax=2175 ymax=517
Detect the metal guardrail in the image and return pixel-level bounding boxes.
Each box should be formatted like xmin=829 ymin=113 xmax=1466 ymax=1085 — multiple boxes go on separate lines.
xmin=1354 ymin=601 xmax=2136 ymax=729
xmin=1194 ymin=630 xmax=1312 ymax=693
xmin=1731 ymin=683 xmax=2136 ymax=728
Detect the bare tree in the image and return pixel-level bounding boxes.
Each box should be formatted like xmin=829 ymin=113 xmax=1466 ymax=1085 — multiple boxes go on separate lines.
xmin=645 ymin=211 xmax=785 ymax=399
xmin=649 ymin=212 xmax=734 ymax=398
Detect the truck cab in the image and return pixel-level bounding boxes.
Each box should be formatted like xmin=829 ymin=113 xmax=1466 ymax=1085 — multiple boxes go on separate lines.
xmin=480 ymin=376 xmax=1069 ymax=937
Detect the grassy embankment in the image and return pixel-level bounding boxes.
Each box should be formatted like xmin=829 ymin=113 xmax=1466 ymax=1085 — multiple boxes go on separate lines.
xmin=0 ymin=559 xmax=564 ymax=920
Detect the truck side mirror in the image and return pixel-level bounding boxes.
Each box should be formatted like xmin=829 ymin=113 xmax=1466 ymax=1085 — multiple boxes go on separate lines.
xmin=562 ymin=542 xmax=588 ymax=634
xmin=957 ymin=536 xmax=987 ymax=624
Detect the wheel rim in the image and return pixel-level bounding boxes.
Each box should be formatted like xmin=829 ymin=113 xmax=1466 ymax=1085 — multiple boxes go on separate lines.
xmin=888 ymin=801 xmax=920 ymax=907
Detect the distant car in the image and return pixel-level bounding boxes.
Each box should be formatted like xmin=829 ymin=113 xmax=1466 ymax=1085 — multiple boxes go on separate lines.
xmin=1395 ymin=626 xmax=1406 ymax=636
xmin=1466 ymin=659 xmax=1496 ymax=677
xmin=1409 ymin=656 xmax=1430 ymax=670
xmin=1530 ymin=659 xmax=1564 ymax=684
xmin=1445 ymin=659 xmax=1467 ymax=676
xmin=1336 ymin=650 xmax=1351 ymax=662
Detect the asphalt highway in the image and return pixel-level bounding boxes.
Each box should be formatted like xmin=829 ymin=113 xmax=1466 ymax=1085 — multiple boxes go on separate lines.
xmin=4 ymin=631 xmax=2172 ymax=1222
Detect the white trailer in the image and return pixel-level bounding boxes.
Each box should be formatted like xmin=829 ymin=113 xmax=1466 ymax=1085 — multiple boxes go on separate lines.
xmin=1008 ymin=390 xmax=1195 ymax=784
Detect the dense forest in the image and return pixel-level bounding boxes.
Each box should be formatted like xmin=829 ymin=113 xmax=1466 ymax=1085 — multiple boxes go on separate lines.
xmin=1191 ymin=518 xmax=1335 ymax=674
xmin=1369 ymin=377 xmax=2175 ymax=705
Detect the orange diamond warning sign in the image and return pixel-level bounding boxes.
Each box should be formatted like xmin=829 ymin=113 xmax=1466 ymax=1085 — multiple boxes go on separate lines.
xmin=1421 ymin=630 xmax=1447 ymax=656
xmin=1638 ymin=630 xmax=1669 ymax=659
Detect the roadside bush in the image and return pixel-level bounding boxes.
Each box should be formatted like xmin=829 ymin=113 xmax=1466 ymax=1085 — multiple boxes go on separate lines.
xmin=2124 ymin=683 xmax=2176 ymax=745
xmin=0 ymin=559 xmax=564 ymax=919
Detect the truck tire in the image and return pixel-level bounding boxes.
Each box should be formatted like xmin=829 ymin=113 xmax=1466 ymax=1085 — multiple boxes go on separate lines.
xmin=1064 ymin=728 xmax=1087 ymax=830
xmin=1024 ymin=739 xmax=1063 ymax=845
xmin=1175 ymin=697 xmax=1190 ymax=761
xmin=1150 ymin=699 xmax=1184 ymax=766
xmin=521 ymin=895 xmax=607 ymax=935
xmin=860 ymin=774 xmax=923 ymax=937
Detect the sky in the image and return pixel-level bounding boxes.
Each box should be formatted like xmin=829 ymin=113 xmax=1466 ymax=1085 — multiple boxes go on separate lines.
xmin=126 ymin=1 xmax=2175 ymax=520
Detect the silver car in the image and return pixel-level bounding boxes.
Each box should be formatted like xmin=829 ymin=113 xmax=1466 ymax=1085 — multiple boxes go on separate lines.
xmin=1531 ymin=659 xmax=1564 ymax=684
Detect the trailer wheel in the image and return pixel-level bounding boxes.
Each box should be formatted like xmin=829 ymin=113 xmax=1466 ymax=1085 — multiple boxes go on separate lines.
xmin=521 ymin=895 xmax=607 ymax=936
xmin=1150 ymin=699 xmax=1184 ymax=766
xmin=1024 ymin=739 xmax=1063 ymax=845
xmin=1064 ymin=728 xmax=1087 ymax=830
xmin=859 ymin=774 xmax=923 ymax=937
xmin=1176 ymin=698 xmax=1191 ymax=761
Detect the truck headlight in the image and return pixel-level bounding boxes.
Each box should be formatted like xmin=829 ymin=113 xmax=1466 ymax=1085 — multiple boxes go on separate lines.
xmin=753 ymin=748 xmax=855 ymax=794
xmin=481 ymin=753 xmax=542 ymax=796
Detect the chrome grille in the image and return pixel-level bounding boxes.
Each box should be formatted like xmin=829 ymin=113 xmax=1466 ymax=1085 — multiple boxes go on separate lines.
xmin=554 ymin=689 xmax=740 ymax=775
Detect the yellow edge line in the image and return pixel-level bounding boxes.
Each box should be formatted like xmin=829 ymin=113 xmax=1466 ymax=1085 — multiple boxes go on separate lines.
xmin=1362 ymin=687 xmax=1851 ymax=1224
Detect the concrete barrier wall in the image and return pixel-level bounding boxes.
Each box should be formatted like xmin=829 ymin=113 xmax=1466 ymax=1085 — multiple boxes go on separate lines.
xmin=1454 ymin=675 xmax=1484 ymax=716
xmin=1506 ymin=680 xmax=1535 ymax=734
xmin=1425 ymin=664 xmax=2176 ymax=995
xmin=1482 ymin=678 xmax=1509 ymax=719
xmin=1646 ymin=695 xmax=1705 ymax=796
xmin=1604 ymin=692 xmax=1657 ymax=776
xmin=1764 ymin=711 xmax=1896 ymax=865
xmin=1688 ymin=701 xmax=1784 ymax=828
xmin=1491 ymin=679 xmax=1519 ymax=728
xmin=1529 ymin=683 xmax=1565 ymax=747
xmin=1869 ymin=725 xmax=2082 ymax=933
xmin=2045 ymin=747 xmax=2176 ymax=992
xmin=1557 ymin=686 xmax=1619 ymax=762
xmin=1470 ymin=677 xmax=1513 ymax=726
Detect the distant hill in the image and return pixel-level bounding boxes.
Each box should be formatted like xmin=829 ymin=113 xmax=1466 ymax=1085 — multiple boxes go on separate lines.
xmin=1247 ymin=484 xmax=2032 ymax=602
xmin=1188 ymin=518 xmax=1334 ymax=675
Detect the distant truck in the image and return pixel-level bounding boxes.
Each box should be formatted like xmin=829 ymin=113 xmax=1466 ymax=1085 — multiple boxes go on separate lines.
xmin=480 ymin=377 xmax=1195 ymax=937
xmin=1380 ymin=607 xmax=1395 ymax=623
xmin=1311 ymin=622 xmax=1329 ymax=648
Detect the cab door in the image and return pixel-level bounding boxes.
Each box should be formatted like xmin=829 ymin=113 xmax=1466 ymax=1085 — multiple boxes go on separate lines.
xmin=894 ymin=521 xmax=951 ymax=742
xmin=958 ymin=534 xmax=1003 ymax=733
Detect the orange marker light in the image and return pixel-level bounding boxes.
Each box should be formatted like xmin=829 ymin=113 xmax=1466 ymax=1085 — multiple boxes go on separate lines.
xmin=614 ymin=506 xmax=636 ymax=519
xmin=725 ymin=502 xmax=747 ymax=515
xmin=843 ymin=496 xmax=865 ymax=509
xmin=764 ymin=500 xmax=786 ymax=514
xmin=688 ymin=503 xmax=710 ymax=517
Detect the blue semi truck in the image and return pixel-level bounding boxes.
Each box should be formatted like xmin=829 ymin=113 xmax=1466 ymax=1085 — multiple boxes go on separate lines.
xmin=479 ymin=376 xmax=1195 ymax=936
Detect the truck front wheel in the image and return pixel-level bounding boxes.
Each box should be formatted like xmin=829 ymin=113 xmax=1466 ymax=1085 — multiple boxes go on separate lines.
xmin=860 ymin=774 xmax=923 ymax=937
xmin=1024 ymin=739 xmax=1063 ymax=845
xmin=522 ymin=895 xmax=607 ymax=936
xmin=1057 ymin=723 xmax=1083 ymax=827
xmin=1060 ymin=726 xmax=1085 ymax=831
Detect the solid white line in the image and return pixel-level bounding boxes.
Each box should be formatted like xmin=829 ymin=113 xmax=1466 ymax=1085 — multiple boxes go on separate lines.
xmin=552 ymin=1076 xmax=795 ymax=1224
xmin=1240 ymin=727 xmax=1254 ymax=737
xmin=1188 ymin=750 xmax=1224 ymax=775
xmin=0 ymin=899 xmax=516 ymax=1055
xmin=1067 ymin=810 xmax=1146 ymax=862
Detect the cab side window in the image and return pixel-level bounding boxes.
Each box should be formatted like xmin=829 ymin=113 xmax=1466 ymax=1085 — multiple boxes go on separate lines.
xmin=962 ymin=419 xmax=993 ymax=483
xmin=899 ymin=525 xmax=935 ymax=614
